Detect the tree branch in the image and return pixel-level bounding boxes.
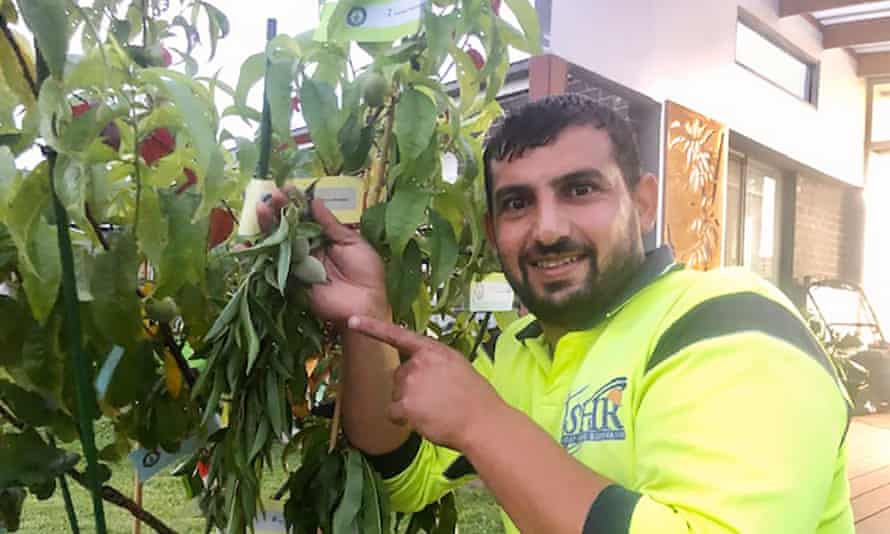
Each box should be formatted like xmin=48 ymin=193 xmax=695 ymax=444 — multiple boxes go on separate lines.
xmin=66 ymin=470 xmax=178 ymax=534
xmin=0 ymin=14 xmax=38 ymax=98
xmin=85 ymin=203 xmax=110 ymax=251
xmin=159 ymin=323 xmax=197 ymax=387
xmin=0 ymin=400 xmax=25 ymax=430
xmin=0 ymin=407 xmax=174 ymax=533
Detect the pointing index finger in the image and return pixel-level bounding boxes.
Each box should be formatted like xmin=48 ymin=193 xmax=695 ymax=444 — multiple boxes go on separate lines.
xmin=347 ymin=315 xmax=429 ymax=355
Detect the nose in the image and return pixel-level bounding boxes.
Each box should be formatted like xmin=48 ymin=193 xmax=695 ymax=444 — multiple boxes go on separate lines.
xmin=532 ymin=197 xmax=571 ymax=247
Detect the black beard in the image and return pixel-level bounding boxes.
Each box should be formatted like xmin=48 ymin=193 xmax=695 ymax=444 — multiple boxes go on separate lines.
xmin=505 ymin=234 xmax=644 ymax=331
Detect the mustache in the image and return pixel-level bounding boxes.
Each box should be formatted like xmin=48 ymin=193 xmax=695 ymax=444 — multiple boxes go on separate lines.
xmin=521 ymin=237 xmax=593 ymax=261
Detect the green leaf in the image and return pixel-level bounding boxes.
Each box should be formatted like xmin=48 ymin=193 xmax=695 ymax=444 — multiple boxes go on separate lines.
xmin=266 ymin=58 xmax=294 ymax=141
xmin=0 ymin=296 xmax=31 ymax=367
xmin=0 ymin=487 xmax=25 ymax=532
xmin=104 ymin=341 xmax=159 ymax=408
xmin=431 ymin=492 xmax=457 ymax=534
xmin=360 ymin=457 xmax=384 ymax=534
xmin=15 ymin=310 xmax=63 ymax=400
xmin=360 ymin=203 xmax=387 ymax=252
xmin=0 ymin=379 xmax=55 ymax=424
xmin=0 ymin=428 xmax=79 ymax=487
xmin=265 ymin=367 xmax=284 ymax=437
xmin=332 ymin=448 xmax=364 ymax=534
xmin=394 ymin=87 xmax=438 ymax=161
xmin=241 ymin=289 xmax=260 ymax=375
xmin=449 ymin=45 xmax=480 ymax=115
xmin=20 ymin=219 xmax=61 ymax=325
xmin=0 ymin=146 xmax=16 ymax=220
xmin=277 ymin=239 xmax=291 ymax=296
xmin=234 ymin=52 xmax=265 ymax=115
xmin=387 ymin=239 xmax=423 ymax=324
xmin=504 ymin=0 xmax=543 ymax=54
xmin=0 ymin=25 xmax=35 ymax=106
xmin=142 ymin=69 xmax=218 ymax=180
xmin=235 ymin=137 xmax=259 ymax=177
xmin=424 ymin=11 xmax=458 ymax=74
xmin=428 ymin=210 xmax=458 ymax=289
xmin=136 ymin=188 xmax=168 ymax=268
xmin=385 ymin=190 xmax=429 ymax=256
xmin=156 ymin=190 xmax=208 ymax=296
xmin=338 ymin=113 xmax=373 ymax=174
xmin=203 ymin=2 xmax=230 ymax=60
xmin=300 ymin=78 xmax=342 ymax=174
xmin=90 ymin=232 xmax=141 ymax=347
xmin=249 ymin=417 xmax=270 ymax=461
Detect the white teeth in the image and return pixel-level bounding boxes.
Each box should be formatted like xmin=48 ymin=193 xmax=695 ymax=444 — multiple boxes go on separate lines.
xmin=535 ymin=256 xmax=582 ymax=268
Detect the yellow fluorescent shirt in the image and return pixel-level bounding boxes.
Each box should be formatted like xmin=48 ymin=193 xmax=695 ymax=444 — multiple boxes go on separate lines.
xmin=365 ymin=247 xmax=854 ymax=534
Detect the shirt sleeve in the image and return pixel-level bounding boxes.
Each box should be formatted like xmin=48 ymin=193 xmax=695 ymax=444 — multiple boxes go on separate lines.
xmin=584 ymin=291 xmax=851 ymax=533
xmin=364 ymin=351 xmax=495 ymax=513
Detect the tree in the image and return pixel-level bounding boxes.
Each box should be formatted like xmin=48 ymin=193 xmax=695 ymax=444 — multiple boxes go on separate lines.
xmin=0 ymin=0 xmax=540 ymax=532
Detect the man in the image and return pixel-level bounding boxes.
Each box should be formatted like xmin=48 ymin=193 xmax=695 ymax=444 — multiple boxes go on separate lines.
xmin=258 ymin=94 xmax=853 ymax=533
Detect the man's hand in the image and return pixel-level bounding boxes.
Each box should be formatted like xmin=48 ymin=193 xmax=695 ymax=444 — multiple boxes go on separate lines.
xmin=346 ymin=315 xmax=505 ymax=450
xmin=255 ymin=189 xmax=389 ymax=323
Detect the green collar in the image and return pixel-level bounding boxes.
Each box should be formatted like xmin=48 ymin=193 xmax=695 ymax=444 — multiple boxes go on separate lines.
xmin=515 ymin=246 xmax=682 ymax=342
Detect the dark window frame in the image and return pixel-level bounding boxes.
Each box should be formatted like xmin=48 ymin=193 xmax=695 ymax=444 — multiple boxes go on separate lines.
xmin=735 ymin=8 xmax=821 ymax=107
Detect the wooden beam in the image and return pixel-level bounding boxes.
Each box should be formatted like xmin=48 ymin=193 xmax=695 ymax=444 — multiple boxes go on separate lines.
xmin=528 ymin=54 xmax=568 ymax=100
xmin=824 ymin=17 xmax=890 ymax=48
xmin=779 ymin=0 xmax=885 ymax=17
xmin=858 ymin=51 xmax=890 ymax=76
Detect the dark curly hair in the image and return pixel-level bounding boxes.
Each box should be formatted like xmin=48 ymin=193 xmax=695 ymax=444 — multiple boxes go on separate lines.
xmin=483 ymin=93 xmax=642 ymax=214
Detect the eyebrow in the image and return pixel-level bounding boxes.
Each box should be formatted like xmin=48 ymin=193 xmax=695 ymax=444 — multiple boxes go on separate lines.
xmin=493 ymin=167 xmax=608 ymax=206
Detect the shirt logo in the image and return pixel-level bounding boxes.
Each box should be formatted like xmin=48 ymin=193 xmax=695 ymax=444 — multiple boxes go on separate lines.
xmin=560 ymin=377 xmax=627 ymax=454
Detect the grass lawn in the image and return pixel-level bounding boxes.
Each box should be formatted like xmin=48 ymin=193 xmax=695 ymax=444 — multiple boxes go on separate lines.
xmin=14 ymin=436 xmax=504 ymax=533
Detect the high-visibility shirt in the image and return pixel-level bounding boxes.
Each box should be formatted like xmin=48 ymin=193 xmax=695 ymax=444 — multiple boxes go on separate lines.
xmin=366 ymin=246 xmax=853 ymax=533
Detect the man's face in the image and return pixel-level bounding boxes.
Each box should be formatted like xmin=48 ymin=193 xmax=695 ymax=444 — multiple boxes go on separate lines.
xmin=485 ymin=125 xmax=650 ymax=330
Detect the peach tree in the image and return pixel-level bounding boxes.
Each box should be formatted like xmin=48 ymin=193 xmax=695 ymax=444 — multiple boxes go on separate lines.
xmin=0 ymin=0 xmax=539 ymax=532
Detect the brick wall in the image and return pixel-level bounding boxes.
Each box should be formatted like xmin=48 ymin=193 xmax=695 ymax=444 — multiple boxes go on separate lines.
xmin=793 ymin=176 xmax=864 ymax=284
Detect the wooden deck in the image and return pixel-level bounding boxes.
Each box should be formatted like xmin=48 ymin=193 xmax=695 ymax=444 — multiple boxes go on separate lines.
xmin=847 ymin=414 xmax=890 ymax=533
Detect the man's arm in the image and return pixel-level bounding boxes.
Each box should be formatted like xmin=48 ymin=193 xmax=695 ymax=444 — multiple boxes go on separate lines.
xmin=348 ymin=310 xmax=851 ymax=534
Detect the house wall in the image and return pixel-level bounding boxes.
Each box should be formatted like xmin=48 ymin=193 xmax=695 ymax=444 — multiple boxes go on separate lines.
xmin=549 ymin=0 xmax=867 ymax=187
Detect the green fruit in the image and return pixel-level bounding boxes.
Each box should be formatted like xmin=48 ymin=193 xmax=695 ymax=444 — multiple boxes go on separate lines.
xmin=292 ymin=256 xmax=327 ymax=285
xmin=291 ymin=236 xmax=310 ymax=263
xmin=145 ymin=296 xmax=179 ymax=323
xmin=362 ymin=72 xmax=387 ymax=108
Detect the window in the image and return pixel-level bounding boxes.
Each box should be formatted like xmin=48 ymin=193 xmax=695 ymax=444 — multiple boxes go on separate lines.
xmin=724 ymin=153 xmax=785 ymax=284
xmin=735 ymin=15 xmax=818 ymax=104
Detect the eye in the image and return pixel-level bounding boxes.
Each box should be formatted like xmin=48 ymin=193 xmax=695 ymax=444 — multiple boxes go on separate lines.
xmin=568 ymin=183 xmax=595 ymax=197
xmin=500 ymin=196 xmax=528 ymax=213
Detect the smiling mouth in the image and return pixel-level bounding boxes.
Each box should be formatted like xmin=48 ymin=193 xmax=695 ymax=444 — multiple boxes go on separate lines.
xmin=530 ymin=254 xmax=586 ymax=269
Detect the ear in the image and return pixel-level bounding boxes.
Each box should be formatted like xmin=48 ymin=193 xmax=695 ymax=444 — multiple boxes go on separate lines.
xmin=631 ymin=173 xmax=658 ymax=234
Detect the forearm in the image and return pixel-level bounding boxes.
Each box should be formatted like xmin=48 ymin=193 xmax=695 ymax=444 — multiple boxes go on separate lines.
xmin=463 ymin=402 xmax=611 ymax=534
xmin=340 ymin=326 xmax=412 ymax=454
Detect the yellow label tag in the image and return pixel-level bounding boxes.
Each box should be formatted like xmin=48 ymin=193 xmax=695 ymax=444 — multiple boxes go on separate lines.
xmin=469 ymin=273 xmax=516 ymax=312
xmin=285 ymin=176 xmax=366 ymax=224
xmin=238 ymin=179 xmax=278 ymax=237
xmin=238 ymin=177 xmax=366 ymax=237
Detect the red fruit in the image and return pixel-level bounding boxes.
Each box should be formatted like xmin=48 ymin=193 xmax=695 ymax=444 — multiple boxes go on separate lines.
xmin=491 ymin=0 xmax=501 ymax=14
xmin=140 ymin=128 xmax=175 ymax=165
xmin=208 ymin=207 xmax=235 ymax=248
xmin=291 ymin=95 xmax=301 ymax=112
xmin=466 ymin=47 xmax=485 ymax=70
xmin=101 ymin=122 xmax=121 ymax=152
xmin=160 ymin=46 xmax=172 ymax=67
xmin=72 ymin=101 xmax=93 ymax=117
xmin=176 ymin=168 xmax=198 ymax=194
